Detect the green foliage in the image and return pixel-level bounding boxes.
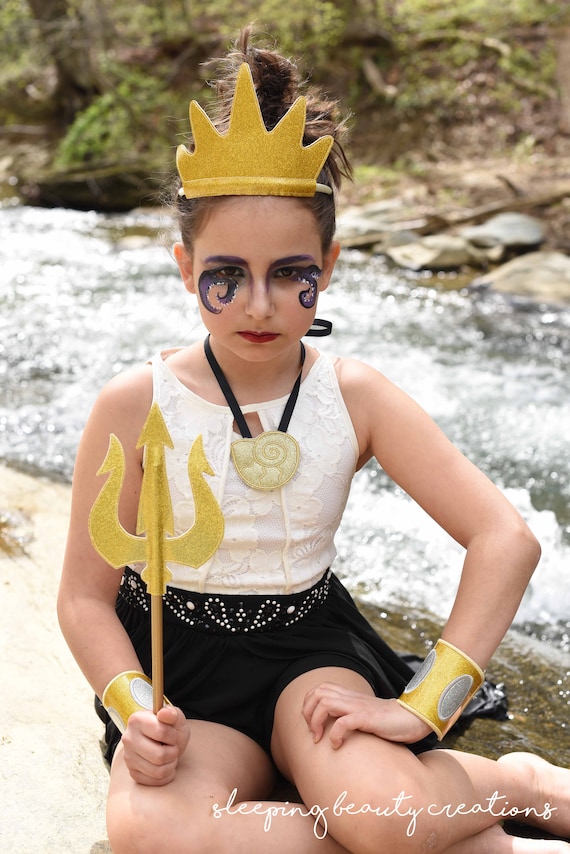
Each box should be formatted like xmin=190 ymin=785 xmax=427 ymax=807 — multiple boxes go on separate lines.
xmin=54 ymin=69 xmax=182 ymax=166
xmin=383 ymin=0 xmax=567 ymax=33
xmin=54 ymin=92 xmax=130 ymax=166
xmin=1 ymin=0 xmax=567 ymax=168
xmin=52 ymin=0 xmax=351 ymax=166
xmin=369 ymin=0 xmax=565 ymax=118
xmin=238 ymin=0 xmax=346 ymax=59
xmin=0 ymin=1 xmax=40 ymax=73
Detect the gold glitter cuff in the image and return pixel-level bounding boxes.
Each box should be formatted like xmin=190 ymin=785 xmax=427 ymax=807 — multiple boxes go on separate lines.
xmin=102 ymin=671 xmax=168 ymax=734
xmin=397 ymin=639 xmax=484 ymax=740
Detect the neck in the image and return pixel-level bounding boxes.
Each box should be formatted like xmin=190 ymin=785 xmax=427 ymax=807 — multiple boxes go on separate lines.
xmin=205 ymin=337 xmax=305 ymax=401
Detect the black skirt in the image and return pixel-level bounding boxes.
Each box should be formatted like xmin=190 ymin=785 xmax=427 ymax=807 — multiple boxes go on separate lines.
xmin=102 ymin=568 xmax=438 ymax=762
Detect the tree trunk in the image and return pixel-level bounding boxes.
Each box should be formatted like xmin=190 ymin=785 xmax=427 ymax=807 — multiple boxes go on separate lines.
xmin=26 ymin=0 xmax=101 ymax=121
xmin=555 ymin=27 xmax=570 ymax=136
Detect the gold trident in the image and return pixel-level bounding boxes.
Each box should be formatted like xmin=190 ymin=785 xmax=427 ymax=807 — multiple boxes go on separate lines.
xmin=88 ymin=402 xmax=224 ymax=712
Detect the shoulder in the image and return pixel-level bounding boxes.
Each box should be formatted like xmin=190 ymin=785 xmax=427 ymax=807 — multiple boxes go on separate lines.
xmin=331 ymin=354 xmax=442 ymax=466
xmin=332 ymin=354 xmax=406 ymax=418
xmin=94 ymin=363 xmax=154 ymax=426
xmin=78 ymin=362 xmax=155 ymax=467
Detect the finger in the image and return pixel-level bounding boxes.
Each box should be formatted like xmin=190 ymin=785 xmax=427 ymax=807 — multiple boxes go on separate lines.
xmin=304 ymin=682 xmax=360 ymax=708
xmin=131 ymin=708 xmax=181 ymax=747
xmin=129 ymin=760 xmax=177 ymax=787
xmin=302 ymin=683 xmax=352 ymax=723
xmin=304 ymin=695 xmax=362 ymax=743
xmin=154 ymin=706 xmax=188 ymax=745
xmin=123 ymin=730 xmax=179 ymax=767
xmin=328 ymin=712 xmax=370 ymax=749
xmin=156 ymin=704 xmax=183 ymax=727
xmin=302 ymin=691 xmax=340 ymax=740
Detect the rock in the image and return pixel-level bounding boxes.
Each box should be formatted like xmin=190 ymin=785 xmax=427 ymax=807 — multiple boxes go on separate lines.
xmin=460 ymin=212 xmax=546 ymax=249
xmin=382 ymin=234 xmax=487 ymax=271
xmin=336 ymin=200 xmax=432 ymax=248
xmin=18 ymin=161 xmax=165 ymax=213
xmin=470 ymin=251 xmax=570 ymax=304
xmin=373 ymin=229 xmax=419 ymax=249
xmin=0 ymin=465 xmax=110 ymax=853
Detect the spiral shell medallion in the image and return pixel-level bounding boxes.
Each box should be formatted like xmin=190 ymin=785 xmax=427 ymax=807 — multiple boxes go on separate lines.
xmin=231 ymin=431 xmax=300 ymax=490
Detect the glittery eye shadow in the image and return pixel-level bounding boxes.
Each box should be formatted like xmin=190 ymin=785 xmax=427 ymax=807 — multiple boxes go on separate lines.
xmin=296 ymin=265 xmax=322 ymax=309
xmin=198 ymin=270 xmax=240 ymax=314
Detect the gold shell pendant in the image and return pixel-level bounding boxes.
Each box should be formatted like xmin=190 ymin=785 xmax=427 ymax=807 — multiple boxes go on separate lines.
xmin=231 ymin=431 xmax=300 ymax=490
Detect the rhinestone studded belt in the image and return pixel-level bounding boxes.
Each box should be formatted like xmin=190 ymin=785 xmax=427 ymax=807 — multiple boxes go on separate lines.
xmin=118 ymin=566 xmax=331 ymax=634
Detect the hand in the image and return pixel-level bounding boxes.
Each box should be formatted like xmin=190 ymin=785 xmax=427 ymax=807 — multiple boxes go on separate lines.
xmin=302 ymin=681 xmax=433 ymax=749
xmin=120 ymin=704 xmax=190 ymax=786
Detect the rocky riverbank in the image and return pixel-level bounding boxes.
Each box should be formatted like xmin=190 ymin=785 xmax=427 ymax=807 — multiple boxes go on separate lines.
xmin=0 ymin=465 xmax=109 ymax=853
xmin=1 ymin=463 xmax=568 ymax=852
xmin=336 ymin=154 xmax=570 ymax=306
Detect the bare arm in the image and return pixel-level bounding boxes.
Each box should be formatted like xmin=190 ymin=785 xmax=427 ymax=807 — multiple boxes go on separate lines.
xmin=304 ymin=357 xmax=540 ymax=747
xmin=57 ymin=366 xmax=153 ymax=697
xmin=58 ymin=366 xmax=191 ymax=784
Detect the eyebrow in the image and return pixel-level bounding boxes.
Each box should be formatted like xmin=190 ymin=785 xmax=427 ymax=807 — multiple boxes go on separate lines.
xmin=272 ymin=255 xmax=317 ymax=267
xmin=204 ymin=255 xmax=247 ymax=265
xmin=203 ymin=254 xmax=317 ymax=267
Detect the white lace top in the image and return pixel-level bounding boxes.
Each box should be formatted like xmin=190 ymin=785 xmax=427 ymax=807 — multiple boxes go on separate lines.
xmin=147 ymin=349 xmax=359 ymax=595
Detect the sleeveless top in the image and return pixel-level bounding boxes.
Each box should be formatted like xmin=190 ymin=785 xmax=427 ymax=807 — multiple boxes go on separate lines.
xmin=145 ymin=349 xmax=359 ymax=595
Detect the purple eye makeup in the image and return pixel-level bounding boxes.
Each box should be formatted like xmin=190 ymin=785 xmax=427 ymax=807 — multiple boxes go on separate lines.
xmin=295 ymin=265 xmax=321 ymax=309
xmin=197 ymin=254 xmax=323 ymax=313
xmin=198 ymin=268 xmax=241 ymax=314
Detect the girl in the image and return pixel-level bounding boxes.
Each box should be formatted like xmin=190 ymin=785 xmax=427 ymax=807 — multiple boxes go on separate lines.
xmin=58 ymin=28 xmax=569 ymax=854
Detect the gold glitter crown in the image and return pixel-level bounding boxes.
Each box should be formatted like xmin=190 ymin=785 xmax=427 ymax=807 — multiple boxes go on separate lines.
xmin=176 ymin=63 xmax=334 ymax=199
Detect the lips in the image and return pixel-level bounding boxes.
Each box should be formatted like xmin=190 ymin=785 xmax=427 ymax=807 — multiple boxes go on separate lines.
xmin=238 ymin=331 xmax=279 ymax=343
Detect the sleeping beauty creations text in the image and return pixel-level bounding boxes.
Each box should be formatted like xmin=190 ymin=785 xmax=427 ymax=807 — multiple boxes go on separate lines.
xmin=212 ymin=788 xmax=557 ymax=839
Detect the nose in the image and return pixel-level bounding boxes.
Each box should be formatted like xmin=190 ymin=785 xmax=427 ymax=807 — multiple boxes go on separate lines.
xmin=245 ymin=277 xmax=274 ymax=319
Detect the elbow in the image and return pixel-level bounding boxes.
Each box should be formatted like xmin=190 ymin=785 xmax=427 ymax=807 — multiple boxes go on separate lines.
xmin=56 ymin=585 xmax=71 ymax=638
xmin=56 ymin=578 xmax=81 ymax=642
xmin=510 ymin=516 xmax=541 ymax=581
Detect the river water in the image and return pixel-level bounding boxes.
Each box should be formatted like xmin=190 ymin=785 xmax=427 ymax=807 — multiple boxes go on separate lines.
xmin=1 ymin=200 xmax=569 ymax=655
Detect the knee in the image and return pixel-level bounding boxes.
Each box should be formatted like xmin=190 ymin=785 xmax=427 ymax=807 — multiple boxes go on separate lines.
xmin=107 ymin=800 xmax=227 ymax=854
xmin=343 ymin=830 xmax=444 ymax=854
xmin=107 ymin=808 xmax=166 ymax=854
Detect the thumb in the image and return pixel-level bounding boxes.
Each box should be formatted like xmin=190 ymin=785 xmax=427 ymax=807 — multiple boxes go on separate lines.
xmin=156 ymin=703 xmax=184 ymax=728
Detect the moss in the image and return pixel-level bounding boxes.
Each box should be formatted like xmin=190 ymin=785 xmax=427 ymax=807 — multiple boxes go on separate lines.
xmin=0 ymin=511 xmax=27 ymax=557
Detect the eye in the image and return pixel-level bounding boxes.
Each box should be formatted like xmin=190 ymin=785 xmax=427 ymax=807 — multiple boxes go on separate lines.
xmin=214 ymin=266 xmax=245 ymax=280
xmin=274 ymin=266 xmax=298 ymax=280
xmin=274 ymin=265 xmax=322 ymax=284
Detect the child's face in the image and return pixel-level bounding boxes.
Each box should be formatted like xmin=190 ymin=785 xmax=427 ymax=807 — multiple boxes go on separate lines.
xmin=175 ymin=196 xmax=339 ymax=360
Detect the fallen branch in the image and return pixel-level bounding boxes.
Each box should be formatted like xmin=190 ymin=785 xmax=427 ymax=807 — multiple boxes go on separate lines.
xmin=434 ymin=189 xmax=570 ymax=229
xmin=339 ymin=189 xmax=570 ymax=248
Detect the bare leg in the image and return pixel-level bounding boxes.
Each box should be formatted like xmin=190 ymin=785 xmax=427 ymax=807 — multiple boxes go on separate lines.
xmin=106 ymin=719 xmax=350 ymax=854
xmin=270 ymin=668 xmax=570 ymax=854
xmin=444 ymin=825 xmax=570 ymax=854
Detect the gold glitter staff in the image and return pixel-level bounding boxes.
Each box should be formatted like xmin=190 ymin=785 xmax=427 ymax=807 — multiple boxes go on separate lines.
xmin=88 ymin=402 xmax=224 ymax=721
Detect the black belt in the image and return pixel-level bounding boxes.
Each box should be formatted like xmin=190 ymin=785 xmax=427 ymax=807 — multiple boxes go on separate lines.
xmin=118 ymin=566 xmax=331 ymax=634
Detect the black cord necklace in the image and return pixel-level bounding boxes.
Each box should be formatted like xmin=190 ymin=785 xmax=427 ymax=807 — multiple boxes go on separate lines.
xmin=204 ymin=336 xmax=305 ymax=490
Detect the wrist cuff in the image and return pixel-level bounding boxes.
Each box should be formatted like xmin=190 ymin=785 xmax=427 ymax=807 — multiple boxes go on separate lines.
xmin=102 ymin=671 xmax=156 ymax=734
xmin=397 ymin=639 xmax=484 ymax=740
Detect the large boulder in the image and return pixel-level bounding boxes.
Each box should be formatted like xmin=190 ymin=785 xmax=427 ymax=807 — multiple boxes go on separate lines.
xmin=460 ymin=212 xmax=546 ymax=250
xmin=470 ymin=251 xmax=570 ymax=304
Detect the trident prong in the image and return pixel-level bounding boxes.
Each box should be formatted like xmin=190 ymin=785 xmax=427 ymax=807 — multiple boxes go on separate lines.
xmin=88 ymin=402 xmax=224 ymax=712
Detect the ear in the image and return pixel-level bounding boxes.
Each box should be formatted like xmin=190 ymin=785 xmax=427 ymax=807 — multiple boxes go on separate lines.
xmin=319 ymin=241 xmax=341 ymax=293
xmin=173 ymin=242 xmax=195 ymax=294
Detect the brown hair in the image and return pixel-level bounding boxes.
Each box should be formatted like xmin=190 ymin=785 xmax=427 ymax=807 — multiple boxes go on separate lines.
xmin=175 ymin=26 xmax=351 ymax=253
